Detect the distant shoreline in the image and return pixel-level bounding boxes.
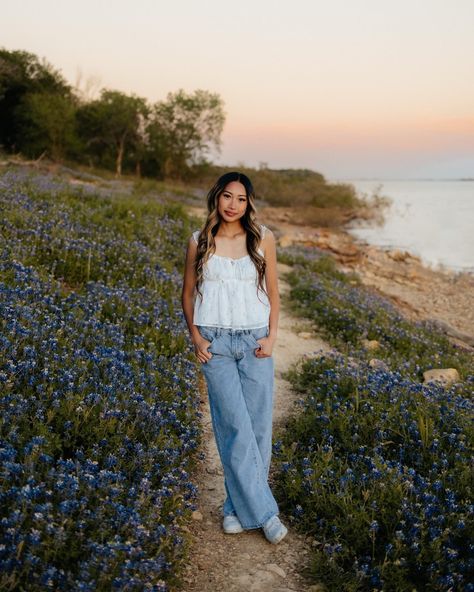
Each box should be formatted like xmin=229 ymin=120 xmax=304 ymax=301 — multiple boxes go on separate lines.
xmin=341 ymin=177 xmax=474 ymax=274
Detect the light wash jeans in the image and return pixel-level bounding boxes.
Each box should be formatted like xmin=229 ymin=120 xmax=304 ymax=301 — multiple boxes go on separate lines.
xmin=198 ymin=324 xmax=280 ymax=529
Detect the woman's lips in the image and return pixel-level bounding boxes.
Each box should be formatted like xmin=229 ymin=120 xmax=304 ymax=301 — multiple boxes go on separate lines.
xmin=224 ymin=211 xmax=237 ymax=216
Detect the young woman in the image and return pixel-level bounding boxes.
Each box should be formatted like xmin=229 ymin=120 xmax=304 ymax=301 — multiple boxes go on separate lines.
xmin=181 ymin=171 xmax=288 ymax=544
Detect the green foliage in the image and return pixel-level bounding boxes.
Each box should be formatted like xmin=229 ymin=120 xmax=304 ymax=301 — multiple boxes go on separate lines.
xmin=1 ymin=46 xmax=377 ymax=217
xmin=16 ymin=92 xmax=78 ymax=159
xmin=1 ymin=48 xmax=226 ymax=181
xmin=146 ymin=88 xmax=225 ymax=179
xmin=190 ymin=163 xmax=367 ymax=211
xmin=277 ymin=245 xmax=356 ymax=283
xmin=76 ymin=89 xmax=149 ymax=176
xmin=1 ymin=169 xmax=192 ymax=290
xmin=0 ymin=48 xmax=73 ymax=153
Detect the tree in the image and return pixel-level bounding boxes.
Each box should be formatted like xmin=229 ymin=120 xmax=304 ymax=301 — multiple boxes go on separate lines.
xmin=16 ymin=92 xmax=77 ymax=160
xmin=0 ymin=48 xmax=72 ymax=153
xmin=76 ymin=89 xmax=148 ymax=176
xmin=147 ymin=89 xmax=225 ymax=179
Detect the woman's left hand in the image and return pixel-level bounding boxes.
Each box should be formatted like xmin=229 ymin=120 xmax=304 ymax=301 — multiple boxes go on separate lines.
xmin=254 ymin=336 xmax=275 ymax=358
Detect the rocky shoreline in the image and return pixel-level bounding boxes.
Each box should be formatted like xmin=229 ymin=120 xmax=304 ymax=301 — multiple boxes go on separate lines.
xmin=260 ymin=206 xmax=474 ymax=350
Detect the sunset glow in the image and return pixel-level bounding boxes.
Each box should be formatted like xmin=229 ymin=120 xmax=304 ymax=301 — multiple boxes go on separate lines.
xmin=2 ymin=0 xmax=474 ymax=178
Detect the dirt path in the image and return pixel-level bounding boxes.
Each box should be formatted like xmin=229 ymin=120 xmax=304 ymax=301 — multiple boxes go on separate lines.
xmin=180 ymin=262 xmax=330 ymax=592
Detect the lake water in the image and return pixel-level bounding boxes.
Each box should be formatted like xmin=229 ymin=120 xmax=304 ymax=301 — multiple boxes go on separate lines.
xmin=334 ymin=179 xmax=474 ymax=274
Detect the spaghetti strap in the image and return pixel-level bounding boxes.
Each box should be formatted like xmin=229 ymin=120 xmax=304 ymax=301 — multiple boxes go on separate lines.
xmin=192 ymin=230 xmax=200 ymax=244
xmin=260 ymin=224 xmax=267 ymax=238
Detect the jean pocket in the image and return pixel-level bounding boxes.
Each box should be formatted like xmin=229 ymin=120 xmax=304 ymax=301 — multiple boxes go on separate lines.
xmin=247 ymin=335 xmax=259 ymax=349
xmin=199 ymin=326 xmax=216 ymax=346
xmin=249 ymin=327 xmax=268 ymax=346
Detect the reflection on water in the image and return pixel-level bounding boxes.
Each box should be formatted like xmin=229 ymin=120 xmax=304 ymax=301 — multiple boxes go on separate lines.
xmin=337 ymin=179 xmax=474 ymax=273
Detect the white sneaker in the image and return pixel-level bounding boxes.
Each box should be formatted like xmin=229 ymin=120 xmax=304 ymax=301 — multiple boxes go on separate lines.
xmin=262 ymin=515 xmax=288 ymax=544
xmin=223 ymin=514 xmax=244 ymax=534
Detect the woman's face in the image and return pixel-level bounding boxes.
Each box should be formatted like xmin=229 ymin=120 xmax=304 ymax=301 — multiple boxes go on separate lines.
xmin=217 ymin=181 xmax=248 ymax=223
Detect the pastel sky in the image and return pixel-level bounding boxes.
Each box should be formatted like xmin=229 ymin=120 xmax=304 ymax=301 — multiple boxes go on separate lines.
xmin=2 ymin=0 xmax=474 ymax=179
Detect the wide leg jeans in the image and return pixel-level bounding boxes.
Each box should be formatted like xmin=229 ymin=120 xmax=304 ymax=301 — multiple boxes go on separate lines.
xmin=198 ymin=324 xmax=280 ymax=529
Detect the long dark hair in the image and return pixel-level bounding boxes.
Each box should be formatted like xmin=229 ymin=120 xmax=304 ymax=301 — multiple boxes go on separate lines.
xmin=194 ymin=171 xmax=267 ymax=301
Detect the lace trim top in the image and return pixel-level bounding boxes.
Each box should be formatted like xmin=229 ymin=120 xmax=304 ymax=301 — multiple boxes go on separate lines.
xmin=192 ymin=224 xmax=270 ymax=329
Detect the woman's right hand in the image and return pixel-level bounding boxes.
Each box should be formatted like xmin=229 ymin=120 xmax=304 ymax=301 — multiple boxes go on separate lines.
xmin=193 ymin=336 xmax=213 ymax=364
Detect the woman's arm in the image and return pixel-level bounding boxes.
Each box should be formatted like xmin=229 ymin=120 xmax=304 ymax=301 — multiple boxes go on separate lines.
xmin=181 ymin=236 xmax=212 ymax=362
xmin=256 ymin=228 xmax=279 ymax=357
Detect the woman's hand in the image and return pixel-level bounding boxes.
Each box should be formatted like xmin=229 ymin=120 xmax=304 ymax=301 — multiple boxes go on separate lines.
xmin=193 ymin=336 xmax=213 ymax=364
xmin=254 ymin=335 xmax=275 ymax=358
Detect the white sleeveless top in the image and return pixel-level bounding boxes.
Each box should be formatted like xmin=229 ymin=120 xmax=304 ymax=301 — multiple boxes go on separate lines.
xmin=192 ymin=224 xmax=271 ymax=329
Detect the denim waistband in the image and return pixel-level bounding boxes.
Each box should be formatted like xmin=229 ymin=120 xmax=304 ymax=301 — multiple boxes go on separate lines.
xmin=199 ymin=325 xmax=268 ymax=336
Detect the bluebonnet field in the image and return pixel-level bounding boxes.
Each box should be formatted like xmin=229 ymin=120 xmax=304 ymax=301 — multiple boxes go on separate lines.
xmin=273 ymin=246 xmax=473 ymax=591
xmin=0 ymin=168 xmax=201 ymax=591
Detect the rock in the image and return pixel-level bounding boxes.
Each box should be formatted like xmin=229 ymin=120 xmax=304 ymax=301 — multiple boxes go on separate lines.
xmin=302 ymin=238 xmax=321 ymax=248
xmin=265 ymin=563 xmax=286 ymax=578
xmin=388 ymin=249 xmax=410 ymax=262
xmin=369 ymin=358 xmax=390 ymax=372
xmin=240 ymin=553 xmax=251 ymax=560
xmin=317 ymin=233 xmax=359 ymax=258
xmin=423 ymin=368 xmax=460 ymax=385
xmin=191 ymin=510 xmax=203 ymax=521
xmin=361 ymin=339 xmax=380 ymax=351
xmin=297 ymin=331 xmax=313 ymax=339
xmin=308 ymin=585 xmax=327 ymax=592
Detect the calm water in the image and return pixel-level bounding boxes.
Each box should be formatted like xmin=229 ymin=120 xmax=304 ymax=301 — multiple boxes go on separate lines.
xmin=335 ymin=179 xmax=474 ymax=273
